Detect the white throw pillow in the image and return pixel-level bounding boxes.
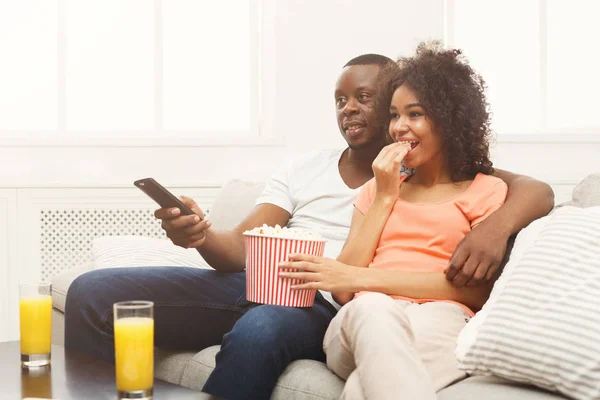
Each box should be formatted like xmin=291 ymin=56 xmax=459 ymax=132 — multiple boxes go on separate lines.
xmin=92 ymin=235 xmax=211 ymax=270
xmin=457 ymin=206 xmax=600 ymax=400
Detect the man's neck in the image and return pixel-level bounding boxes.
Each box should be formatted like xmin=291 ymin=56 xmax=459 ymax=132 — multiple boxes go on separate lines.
xmin=338 ymin=141 xmax=386 ymax=189
xmin=344 ymin=142 xmax=385 ymax=173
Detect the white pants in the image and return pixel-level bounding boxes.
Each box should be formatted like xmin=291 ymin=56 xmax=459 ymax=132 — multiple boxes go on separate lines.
xmin=323 ymin=293 xmax=470 ymax=400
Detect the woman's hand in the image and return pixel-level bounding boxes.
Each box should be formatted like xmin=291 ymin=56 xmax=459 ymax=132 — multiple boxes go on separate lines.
xmin=372 ymin=142 xmax=412 ymax=200
xmin=279 ymin=254 xmax=365 ymax=292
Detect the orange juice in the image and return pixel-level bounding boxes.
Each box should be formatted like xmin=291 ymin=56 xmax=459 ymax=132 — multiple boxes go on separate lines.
xmin=114 ymin=317 xmax=154 ymax=392
xmin=19 ymin=295 xmax=52 ymax=355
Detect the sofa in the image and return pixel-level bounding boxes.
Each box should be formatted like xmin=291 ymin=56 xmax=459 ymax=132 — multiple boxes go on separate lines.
xmin=51 ymin=174 xmax=600 ymax=399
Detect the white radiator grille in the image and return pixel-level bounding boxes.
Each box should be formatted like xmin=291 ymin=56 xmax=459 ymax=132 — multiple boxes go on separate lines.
xmin=40 ymin=208 xmax=165 ymax=281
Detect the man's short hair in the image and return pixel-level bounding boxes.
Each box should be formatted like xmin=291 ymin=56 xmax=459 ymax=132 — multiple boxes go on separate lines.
xmin=344 ymin=54 xmax=395 ymax=68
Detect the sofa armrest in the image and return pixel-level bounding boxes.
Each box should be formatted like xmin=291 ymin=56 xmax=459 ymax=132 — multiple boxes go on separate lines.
xmin=51 ymin=262 xmax=95 ymax=313
xmin=572 ymin=173 xmax=600 ymax=207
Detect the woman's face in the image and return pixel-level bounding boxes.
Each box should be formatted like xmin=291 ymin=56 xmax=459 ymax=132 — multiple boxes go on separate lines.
xmin=388 ymin=84 xmax=444 ymax=169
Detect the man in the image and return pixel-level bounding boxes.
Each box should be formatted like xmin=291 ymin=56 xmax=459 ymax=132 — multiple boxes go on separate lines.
xmin=65 ymin=54 xmax=554 ymax=400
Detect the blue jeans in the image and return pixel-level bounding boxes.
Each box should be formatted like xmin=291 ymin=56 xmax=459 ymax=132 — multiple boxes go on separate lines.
xmin=64 ymin=267 xmax=337 ymax=400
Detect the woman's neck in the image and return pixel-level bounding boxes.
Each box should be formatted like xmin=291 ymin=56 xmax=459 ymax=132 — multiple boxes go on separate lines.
xmin=409 ymin=157 xmax=453 ymax=186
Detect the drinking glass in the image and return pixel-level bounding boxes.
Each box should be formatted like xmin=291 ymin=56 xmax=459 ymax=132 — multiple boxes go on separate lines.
xmin=114 ymin=301 xmax=154 ymax=399
xmin=19 ymin=282 xmax=52 ymax=368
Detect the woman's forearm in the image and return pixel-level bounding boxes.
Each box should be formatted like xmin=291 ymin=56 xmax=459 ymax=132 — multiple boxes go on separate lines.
xmin=337 ymin=195 xmax=395 ymax=267
xmin=333 ymin=196 xmax=395 ymax=306
xmin=356 ymin=268 xmax=493 ymax=311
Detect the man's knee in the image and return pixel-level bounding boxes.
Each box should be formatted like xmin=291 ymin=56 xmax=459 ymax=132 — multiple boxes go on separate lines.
xmin=66 ymin=269 xmax=110 ymax=307
xmin=67 ymin=270 xmax=98 ymax=307
xmin=224 ymin=305 xmax=292 ymax=349
xmin=65 ymin=269 xmax=124 ymax=329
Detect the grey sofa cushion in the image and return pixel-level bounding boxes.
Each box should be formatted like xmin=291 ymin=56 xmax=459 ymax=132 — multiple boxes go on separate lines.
xmin=438 ymin=376 xmax=568 ymax=400
xmin=155 ymin=346 xmax=568 ymax=400
xmin=155 ymin=347 xmax=201 ymax=387
xmin=272 ymin=360 xmax=345 ymax=400
xmin=155 ymin=345 xmax=345 ymax=400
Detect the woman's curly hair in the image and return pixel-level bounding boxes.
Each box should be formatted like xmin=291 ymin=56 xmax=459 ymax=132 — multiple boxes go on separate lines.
xmin=376 ymin=41 xmax=494 ymax=181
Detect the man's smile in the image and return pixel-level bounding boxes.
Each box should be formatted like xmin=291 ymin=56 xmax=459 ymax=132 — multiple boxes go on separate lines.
xmin=343 ymin=120 xmax=366 ymax=136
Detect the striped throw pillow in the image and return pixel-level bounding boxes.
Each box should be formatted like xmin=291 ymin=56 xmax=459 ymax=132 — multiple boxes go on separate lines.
xmin=457 ymin=206 xmax=600 ymax=400
xmin=92 ymin=235 xmax=211 ymax=270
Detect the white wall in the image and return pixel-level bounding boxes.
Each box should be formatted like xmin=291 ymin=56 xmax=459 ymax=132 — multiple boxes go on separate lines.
xmin=272 ymin=0 xmax=444 ymax=153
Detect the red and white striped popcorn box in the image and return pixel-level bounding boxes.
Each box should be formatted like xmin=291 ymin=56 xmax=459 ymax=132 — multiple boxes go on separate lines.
xmin=243 ymin=234 xmax=327 ymax=307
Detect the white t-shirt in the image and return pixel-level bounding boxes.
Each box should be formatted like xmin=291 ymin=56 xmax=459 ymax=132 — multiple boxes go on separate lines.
xmin=255 ymin=148 xmax=362 ymax=308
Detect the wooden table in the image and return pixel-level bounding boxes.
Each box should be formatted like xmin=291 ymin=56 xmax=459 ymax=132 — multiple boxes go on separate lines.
xmin=0 ymin=341 xmax=220 ymax=399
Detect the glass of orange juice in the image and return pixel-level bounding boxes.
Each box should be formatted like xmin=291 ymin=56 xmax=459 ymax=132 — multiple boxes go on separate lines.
xmin=114 ymin=301 xmax=154 ymax=400
xmin=19 ymin=282 xmax=52 ymax=368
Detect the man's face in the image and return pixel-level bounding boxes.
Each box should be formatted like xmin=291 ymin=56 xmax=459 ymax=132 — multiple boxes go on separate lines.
xmin=335 ymin=65 xmax=384 ymax=149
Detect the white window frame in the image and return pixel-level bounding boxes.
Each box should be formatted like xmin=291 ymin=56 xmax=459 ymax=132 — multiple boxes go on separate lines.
xmin=0 ymin=0 xmax=281 ymax=148
xmin=444 ymin=0 xmax=600 ymax=144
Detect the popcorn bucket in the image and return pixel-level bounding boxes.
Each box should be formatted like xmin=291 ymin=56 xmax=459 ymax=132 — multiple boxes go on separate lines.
xmin=243 ymin=234 xmax=327 ymax=307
